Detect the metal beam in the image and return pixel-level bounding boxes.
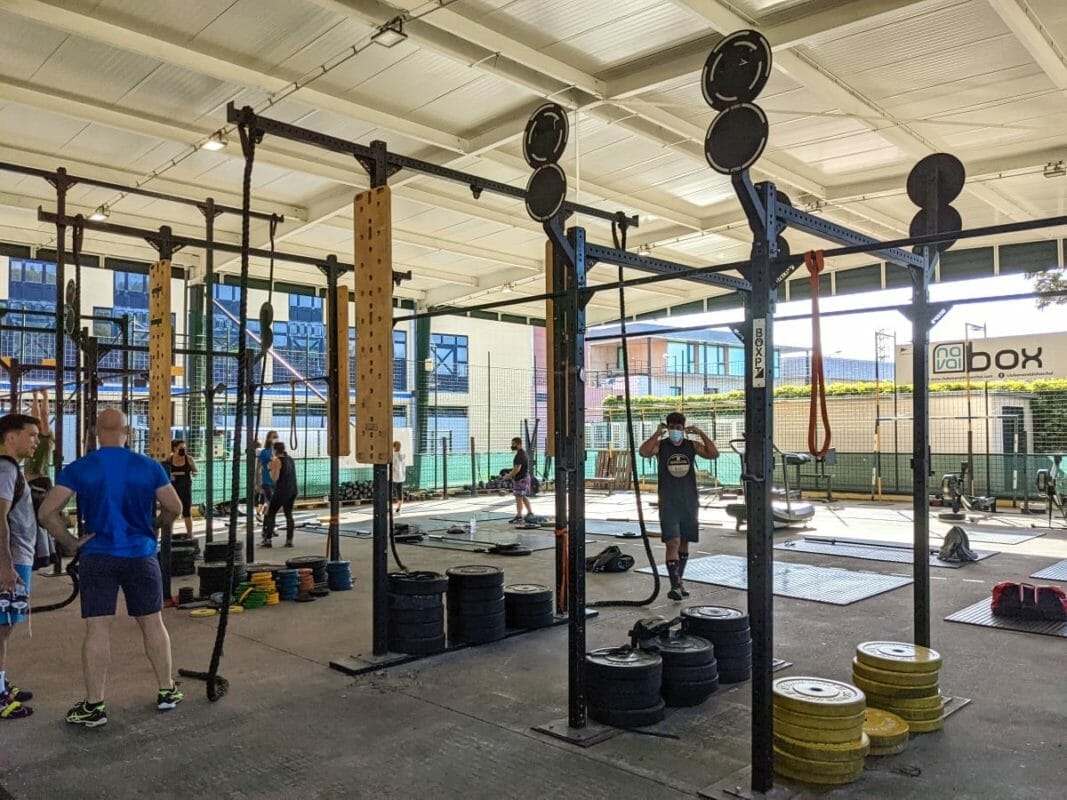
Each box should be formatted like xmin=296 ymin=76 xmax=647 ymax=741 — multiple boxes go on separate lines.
xmin=4 ymin=0 xmax=467 ymax=153
xmin=988 ymin=0 xmax=1067 ymax=90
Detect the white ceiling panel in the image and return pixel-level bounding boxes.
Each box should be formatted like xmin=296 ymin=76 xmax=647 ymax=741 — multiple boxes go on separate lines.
xmin=29 ymin=36 xmax=161 ymax=105
xmin=0 ymin=11 xmax=71 ymax=81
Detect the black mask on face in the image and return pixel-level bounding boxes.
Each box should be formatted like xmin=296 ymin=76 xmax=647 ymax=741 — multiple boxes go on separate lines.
xmin=178 ymin=447 xmax=186 ymax=456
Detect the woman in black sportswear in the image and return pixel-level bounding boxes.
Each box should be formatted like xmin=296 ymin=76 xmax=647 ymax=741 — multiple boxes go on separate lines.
xmin=163 ymin=439 xmax=198 ymax=536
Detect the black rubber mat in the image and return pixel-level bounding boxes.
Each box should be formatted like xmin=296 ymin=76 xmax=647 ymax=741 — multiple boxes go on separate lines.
xmin=775 ymin=538 xmax=998 ymax=569
xmin=408 ymin=531 xmax=560 ymax=553
xmin=638 ymin=554 xmax=911 ymax=605
xmin=945 ymin=599 xmax=1067 ymax=638
xmin=1030 ymin=559 xmax=1067 ymax=580
xmin=432 ymin=512 xmax=516 ymax=523
xmin=585 ymin=520 xmax=658 ymax=537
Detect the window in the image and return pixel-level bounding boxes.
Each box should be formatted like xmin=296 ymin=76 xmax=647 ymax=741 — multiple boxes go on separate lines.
xmin=393 ymin=405 xmax=408 ymax=427
xmin=727 ymin=346 xmax=745 ymax=375
xmin=615 ymin=346 xmax=625 ymax=369
xmin=393 ymin=330 xmax=407 ymax=391
xmin=431 ymin=333 xmax=468 ymax=392
xmin=4 ymin=259 xmax=58 ymax=381
xmin=668 ymin=386 xmax=682 ymax=397
xmin=211 ymin=285 xmax=261 ymax=387
xmin=288 ymin=293 xmax=322 ymax=323
xmin=425 ymin=405 xmax=469 ymax=452
xmin=666 ymin=341 xmax=695 ymax=373
xmin=702 ymin=344 xmax=726 ymax=376
xmin=273 ymin=402 xmax=326 ymax=429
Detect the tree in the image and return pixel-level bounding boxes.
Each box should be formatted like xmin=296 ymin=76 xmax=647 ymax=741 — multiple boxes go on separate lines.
xmin=1027 ymin=266 xmax=1067 ymax=309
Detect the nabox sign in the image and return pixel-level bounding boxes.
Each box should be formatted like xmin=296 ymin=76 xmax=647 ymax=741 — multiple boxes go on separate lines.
xmin=896 ymin=332 xmax=1067 ymax=383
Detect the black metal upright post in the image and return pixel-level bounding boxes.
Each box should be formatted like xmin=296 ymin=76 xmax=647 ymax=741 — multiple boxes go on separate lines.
xmin=46 ymin=168 xmax=75 ymax=483
xmin=910 ymin=251 xmax=935 ymax=647
xmin=120 ymin=316 xmax=131 ymax=419
xmin=322 ymin=255 xmax=344 ymax=564
xmin=551 ymin=243 xmax=568 ymax=617
xmin=740 ymin=181 xmax=778 ymax=795
xmin=200 ymin=198 xmax=221 ymax=543
xmin=565 ymin=226 xmax=588 ymax=729
xmin=156 ymin=226 xmax=176 ymax=603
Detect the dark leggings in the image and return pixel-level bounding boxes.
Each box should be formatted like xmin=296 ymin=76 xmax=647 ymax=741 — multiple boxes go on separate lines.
xmin=263 ymin=493 xmax=296 ymax=541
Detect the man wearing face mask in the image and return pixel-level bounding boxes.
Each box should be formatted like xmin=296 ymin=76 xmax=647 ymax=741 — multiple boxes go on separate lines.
xmin=639 ymin=411 xmax=718 ymax=600
xmin=506 ymin=436 xmax=535 ymax=524
xmin=163 ymin=439 xmax=198 ymax=537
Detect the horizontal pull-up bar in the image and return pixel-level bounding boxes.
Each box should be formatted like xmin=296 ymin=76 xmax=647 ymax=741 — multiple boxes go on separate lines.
xmin=1 ymin=161 xmax=280 ymax=222
xmin=227 ymin=104 xmax=639 ymax=229
xmin=38 ymin=210 xmax=350 ymax=272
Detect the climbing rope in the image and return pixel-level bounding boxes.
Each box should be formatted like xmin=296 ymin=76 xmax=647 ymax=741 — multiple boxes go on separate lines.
xmin=803 ymin=250 xmax=832 ymax=457
xmin=289 ymin=380 xmax=299 ymax=450
xmin=588 ymin=218 xmax=660 ymax=608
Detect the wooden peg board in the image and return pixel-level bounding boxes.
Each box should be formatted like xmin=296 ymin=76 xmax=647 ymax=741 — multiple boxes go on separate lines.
xmin=545 ymin=240 xmax=556 ymax=458
xmin=354 ymin=186 xmax=393 ymax=464
xmin=148 ymin=259 xmax=173 ymax=461
xmin=328 ymin=284 xmax=352 ymax=457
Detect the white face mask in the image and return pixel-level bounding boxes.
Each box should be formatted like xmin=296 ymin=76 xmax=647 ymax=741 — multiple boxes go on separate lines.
xmin=668 ymin=429 xmax=684 ymax=444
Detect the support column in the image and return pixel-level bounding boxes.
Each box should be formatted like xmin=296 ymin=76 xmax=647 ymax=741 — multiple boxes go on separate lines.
xmin=910 ymin=254 xmax=935 ymax=647
xmin=199 ymin=198 xmax=221 ymax=543
xmin=413 ymin=314 xmax=430 ymax=491
xmin=550 ymin=243 xmax=568 ymax=616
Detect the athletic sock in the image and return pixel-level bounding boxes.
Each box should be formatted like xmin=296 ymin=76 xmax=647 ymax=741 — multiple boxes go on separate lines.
xmin=666 ymin=559 xmax=680 ymax=589
xmin=0 ymin=671 xmax=6 ymax=695
xmin=678 ymin=552 xmax=689 ymax=580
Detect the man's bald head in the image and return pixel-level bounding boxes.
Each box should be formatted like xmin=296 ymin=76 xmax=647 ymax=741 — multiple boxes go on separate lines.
xmin=97 ymin=409 xmax=128 ymax=446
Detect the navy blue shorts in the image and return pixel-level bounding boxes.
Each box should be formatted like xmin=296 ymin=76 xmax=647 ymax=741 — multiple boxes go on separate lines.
xmin=659 ymin=507 xmax=699 ymax=543
xmin=79 ymin=554 xmax=164 ymax=618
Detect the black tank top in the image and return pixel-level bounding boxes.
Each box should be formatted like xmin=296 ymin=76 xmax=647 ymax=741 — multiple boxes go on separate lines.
xmin=166 ymin=457 xmax=192 ymax=485
xmin=657 ymin=439 xmax=698 ymax=513
xmin=275 ymin=453 xmax=298 ymax=498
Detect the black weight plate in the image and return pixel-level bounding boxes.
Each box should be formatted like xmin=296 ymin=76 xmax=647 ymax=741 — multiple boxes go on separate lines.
xmin=389 ymin=634 xmax=446 ymax=655
xmin=448 ymin=586 xmax=505 ymax=605
xmin=65 ymin=279 xmax=77 ymax=307
xmin=908 ymin=205 xmax=962 ymax=253
xmin=907 ymin=152 xmax=965 ymax=207
xmin=525 ymin=164 xmax=567 ymax=222
xmin=388 ymin=620 xmax=444 ymax=640
xmin=588 ymin=699 xmax=666 ymax=729
xmin=701 ymin=29 xmax=773 ymax=111
xmin=586 ymin=686 xmax=664 ymax=712
xmin=704 ymin=103 xmax=768 ymax=175
xmin=586 ymin=648 xmax=662 ymax=679
xmin=682 ymin=605 xmax=750 ymax=632
xmin=286 ymin=556 xmax=328 ymax=570
xmin=391 ymin=606 xmax=444 ymax=625
xmin=586 ymin=671 xmax=661 ymax=697
xmin=647 ymin=634 xmax=714 ymax=667
xmin=389 ymin=571 xmax=448 ymax=595
xmin=716 ymin=654 xmax=752 ymax=671
xmin=706 ymin=628 xmax=752 ymax=646
xmin=663 ymin=679 xmax=719 ymax=708
xmin=663 ymin=661 xmax=718 ymax=684
xmin=388 ymin=592 xmax=444 ymax=611
xmin=446 ymin=565 xmax=504 ymax=587
xmin=715 ymin=642 xmax=753 ymax=660
xmin=451 ymin=620 xmax=506 ymax=644
xmin=63 ymin=306 xmax=77 ymax=336
xmin=507 ymin=600 xmax=554 ymax=620
xmin=523 ymin=102 xmax=569 ymax=168
xmin=449 ymin=607 xmax=506 ymax=626
xmin=776 ymin=234 xmax=790 ymax=259
xmin=504 ymin=583 xmax=551 ymax=599
xmin=777 ymin=191 xmax=792 ymax=208
xmin=718 ymin=670 xmax=751 ymax=684
xmin=449 ymin=598 xmax=505 ymax=617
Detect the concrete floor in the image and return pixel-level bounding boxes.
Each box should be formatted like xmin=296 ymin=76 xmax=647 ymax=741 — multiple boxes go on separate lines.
xmin=3 ymin=493 xmax=1066 ymax=800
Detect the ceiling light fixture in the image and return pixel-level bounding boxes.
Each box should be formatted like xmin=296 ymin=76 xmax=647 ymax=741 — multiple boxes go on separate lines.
xmin=636 ymin=244 xmax=652 ymax=257
xmin=89 ymin=204 xmax=110 ymax=222
xmin=1043 ymin=161 xmax=1065 ymax=179
xmin=201 ymin=130 xmax=228 ymax=152
xmin=372 ymin=16 xmax=408 ymax=48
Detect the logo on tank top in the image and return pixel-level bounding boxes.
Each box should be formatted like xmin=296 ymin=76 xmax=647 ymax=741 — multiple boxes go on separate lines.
xmin=666 ymin=452 xmax=691 ymax=478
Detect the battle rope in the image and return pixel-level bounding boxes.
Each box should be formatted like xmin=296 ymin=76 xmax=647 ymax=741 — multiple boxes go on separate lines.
xmin=803 ymin=250 xmax=832 ymax=458
xmin=252 ymin=215 xmax=281 ymax=442
xmin=179 ymin=121 xmax=261 ymax=701
xmin=30 ymin=554 xmax=79 ymax=614
xmin=289 ymin=380 xmax=299 ymax=451
xmin=588 ymin=219 xmax=660 ymax=609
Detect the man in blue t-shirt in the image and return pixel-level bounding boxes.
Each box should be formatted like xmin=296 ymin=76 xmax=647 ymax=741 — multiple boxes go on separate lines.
xmin=256 ymin=431 xmax=278 ymax=520
xmin=38 ymin=409 xmax=184 ymax=728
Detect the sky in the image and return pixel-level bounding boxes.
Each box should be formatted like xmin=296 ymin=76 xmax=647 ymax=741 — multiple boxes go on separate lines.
xmin=633 ymin=273 xmax=1065 ymax=361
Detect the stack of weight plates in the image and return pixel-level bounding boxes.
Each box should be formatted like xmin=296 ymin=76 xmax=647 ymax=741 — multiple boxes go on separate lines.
xmin=169 ymin=538 xmax=198 ymax=576
xmin=197 ymin=561 xmax=242 ymax=599
xmin=388 ymin=571 xmax=447 ymax=654
xmin=286 ymin=556 xmax=328 ymax=587
xmin=680 ymin=605 xmax=751 ymax=683
xmin=852 ymin=641 xmax=943 ymax=734
xmin=646 ymin=633 xmax=718 ymax=707
xmin=276 ymin=569 xmax=299 ymax=601
xmin=585 ymin=647 xmax=665 ymax=728
xmin=446 ymin=566 xmax=506 ymax=644
xmin=504 ymin=584 xmax=553 ymax=629
xmin=326 ymin=561 xmax=354 ymax=591
xmin=204 ymin=540 xmax=243 ymax=566
xmin=864 ymin=708 xmax=910 ymax=756
xmin=773 ymin=677 xmax=869 ymax=785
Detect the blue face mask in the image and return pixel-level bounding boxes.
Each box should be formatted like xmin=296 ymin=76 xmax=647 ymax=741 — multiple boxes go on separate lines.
xmin=668 ymin=429 xmax=684 ymax=444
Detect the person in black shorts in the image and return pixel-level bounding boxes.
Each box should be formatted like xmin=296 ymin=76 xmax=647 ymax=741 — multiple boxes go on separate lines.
xmin=38 ymin=409 xmax=184 ymax=727
xmin=162 ymin=439 xmax=197 ymax=537
xmin=507 ymin=437 xmax=535 ymax=524
xmin=261 ymin=441 xmax=298 ymax=548
xmin=639 ymin=411 xmax=718 ymax=601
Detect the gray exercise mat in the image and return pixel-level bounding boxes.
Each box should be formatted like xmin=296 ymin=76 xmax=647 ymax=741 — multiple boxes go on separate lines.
xmin=955 ymin=527 xmax=1043 ymax=546
xmin=409 ymin=530 xmax=565 ymax=553
xmin=1031 ymin=559 xmax=1067 ymax=580
xmin=585 ymin=519 xmax=659 ymax=537
xmin=432 ymin=512 xmax=518 ymax=523
xmin=945 ymin=599 xmax=1067 ymax=638
xmin=775 ymin=538 xmax=998 ymax=569
xmin=638 ymin=554 xmax=911 ymax=606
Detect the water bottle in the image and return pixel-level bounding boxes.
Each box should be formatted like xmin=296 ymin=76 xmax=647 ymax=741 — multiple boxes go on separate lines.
xmin=469 ymin=516 xmax=477 ymax=537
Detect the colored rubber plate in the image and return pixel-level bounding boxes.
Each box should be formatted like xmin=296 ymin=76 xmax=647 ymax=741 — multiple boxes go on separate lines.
xmin=190 ymin=608 xmax=217 ymax=617
xmin=863 ymin=708 xmax=910 ymax=747
xmin=774 ymin=706 xmax=866 ymax=732
xmin=869 ymin=741 xmax=909 ymax=756
xmin=704 ymin=103 xmax=768 ymax=175
xmin=701 ymin=29 xmax=773 ymax=111
xmin=856 ymin=641 xmax=942 ymax=673
xmin=774 ymin=759 xmax=864 ymax=786
xmin=852 ymin=674 xmax=941 ymax=700
xmin=774 ymin=731 xmax=870 ymax=763
xmin=773 ymin=747 xmax=867 ymax=779
xmin=774 ymin=716 xmax=866 ymax=745
xmin=870 ymin=702 xmax=944 ymax=723
xmin=773 ymin=677 xmax=866 ymax=717
xmin=852 ymin=657 xmax=939 ymax=688
xmin=908 ymin=716 xmax=945 ymax=734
